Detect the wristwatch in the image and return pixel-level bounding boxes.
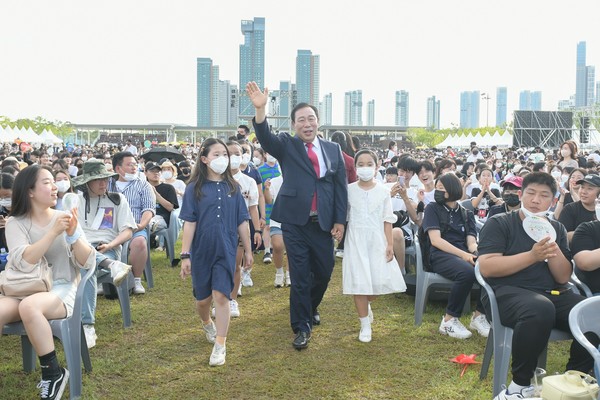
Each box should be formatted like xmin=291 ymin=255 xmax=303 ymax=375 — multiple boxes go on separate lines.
xmin=180 ymin=252 xmax=191 ymax=260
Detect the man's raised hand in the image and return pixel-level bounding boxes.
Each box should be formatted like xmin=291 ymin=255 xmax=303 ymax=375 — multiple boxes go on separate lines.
xmin=246 ymin=81 xmax=269 ymax=109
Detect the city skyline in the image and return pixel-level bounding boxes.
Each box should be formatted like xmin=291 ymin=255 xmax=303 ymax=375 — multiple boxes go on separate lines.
xmin=2 ymin=1 xmax=600 ymax=130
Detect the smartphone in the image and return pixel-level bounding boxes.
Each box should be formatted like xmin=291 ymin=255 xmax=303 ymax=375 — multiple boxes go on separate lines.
xmin=398 ymin=176 xmax=405 ymax=186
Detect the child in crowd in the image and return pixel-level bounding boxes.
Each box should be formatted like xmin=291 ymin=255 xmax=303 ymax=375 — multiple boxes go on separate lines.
xmin=263 ymin=174 xmax=290 ymax=287
xmin=226 ymin=141 xmax=262 ymax=317
xmin=342 ymin=149 xmax=406 ymax=343
xmin=179 ymin=138 xmax=253 ymax=367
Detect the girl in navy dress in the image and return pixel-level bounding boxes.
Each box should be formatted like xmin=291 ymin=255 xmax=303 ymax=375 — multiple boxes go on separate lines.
xmin=179 ymin=138 xmax=253 ymax=367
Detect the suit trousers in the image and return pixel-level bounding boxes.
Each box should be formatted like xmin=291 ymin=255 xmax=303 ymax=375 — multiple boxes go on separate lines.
xmin=282 ymin=220 xmax=335 ymax=334
xmin=492 ymin=286 xmax=598 ymax=386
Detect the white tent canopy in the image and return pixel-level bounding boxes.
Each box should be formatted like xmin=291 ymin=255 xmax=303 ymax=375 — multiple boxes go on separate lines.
xmin=436 ymin=130 xmax=514 ymax=149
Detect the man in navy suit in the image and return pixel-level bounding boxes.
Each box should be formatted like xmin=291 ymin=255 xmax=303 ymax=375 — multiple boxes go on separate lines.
xmin=247 ymin=81 xmax=348 ymax=350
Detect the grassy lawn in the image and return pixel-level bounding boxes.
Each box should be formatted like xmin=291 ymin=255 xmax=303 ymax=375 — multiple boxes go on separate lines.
xmin=1 ymin=246 xmax=571 ymax=399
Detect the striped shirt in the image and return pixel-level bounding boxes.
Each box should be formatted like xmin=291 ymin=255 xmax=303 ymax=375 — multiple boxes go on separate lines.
xmin=108 ymin=178 xmax=156 ymax=224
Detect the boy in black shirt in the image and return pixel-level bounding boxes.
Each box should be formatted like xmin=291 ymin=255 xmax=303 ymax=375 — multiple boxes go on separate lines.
xmin=558 ymin=174 xmax=600 ymax=242
xmin=572 ymin=220 xmax=600 ymax=293
xmin=478 ymin=172 xmax=598 ymax=400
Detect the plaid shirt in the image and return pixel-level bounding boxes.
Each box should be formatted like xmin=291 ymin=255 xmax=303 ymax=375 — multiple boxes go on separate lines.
xmin=108 ymin=178 xmax=155 ymax=224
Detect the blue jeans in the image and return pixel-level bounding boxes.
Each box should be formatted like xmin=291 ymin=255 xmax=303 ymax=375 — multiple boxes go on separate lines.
xmin=81 ymin=248 xmax=119 ymax=325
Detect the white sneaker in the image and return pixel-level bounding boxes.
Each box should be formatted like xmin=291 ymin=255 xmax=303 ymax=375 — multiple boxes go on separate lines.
xmin=209 ymin=342 xmax=226 ymax=366
xmin=335 ymin=249 xmax=344 ymax=258
xmin=358 ymin=325 xmax=372 ymax=343
xmin=274 ymin=271 xmax=284 ymax=287
xmin=202 ymin=320 xmax=217 ymax=344
xmin=83 ymin=324 xmax=97 ymax=349
xmin=96 ymin=285 xmax=105 ymax=296
xmin=230 ymin=300 xmax=240 ymax=318
xmin=242 ymin=270 xmax=253 ymax=287
xmin=368 ymin=303 xmax=374 ymax=323
xmin=109 ymin=261 xmax=132 ymax=286
xmin=470 ymin=314 xmax=491 ymax=338
xmin=133 ymin=279 xmax=146 ymax=294
xmin=439 ymin=316 xmax=472 ymax=339
xmin=285 ymin=271 xmax=291 ymax=287
xmin=493 ymin=384 xmax=536 ymax=399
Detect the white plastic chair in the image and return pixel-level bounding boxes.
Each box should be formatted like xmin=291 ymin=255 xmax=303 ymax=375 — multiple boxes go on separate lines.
xmin=568 ymin=296 xmax=600 ymax=381
xmin=2 ymin=266 xmax=95 ymax=399
xmin=475 ymin=263 xmax=572 ymax=397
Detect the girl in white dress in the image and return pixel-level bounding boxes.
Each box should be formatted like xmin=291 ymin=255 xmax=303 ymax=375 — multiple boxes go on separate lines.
xmin=342 ymin=149 xmax=406 ymax=343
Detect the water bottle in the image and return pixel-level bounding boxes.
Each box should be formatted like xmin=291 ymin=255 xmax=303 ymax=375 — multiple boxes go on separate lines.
xmin=0 ymin=248 xmax=8 ymax=271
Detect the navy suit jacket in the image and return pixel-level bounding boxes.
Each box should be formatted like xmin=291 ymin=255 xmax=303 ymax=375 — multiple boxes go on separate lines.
xmin=253 ymin=118 xmax=348 ymax=232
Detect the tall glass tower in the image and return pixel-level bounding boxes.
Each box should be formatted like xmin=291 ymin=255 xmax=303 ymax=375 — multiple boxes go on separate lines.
xmin=239 ymin=17 xmax=265 ymax=117
xmin=459 ymin=91 xmax=480 ymax=129
xmin=296 ymin=50 xmax=320 ymax=106
xmin=367 ymin=100 xmax=375 ymax=126
xmin=576 ymin=41 xmax=587 ymax=107
xmin=496 ymin=87 xmax=507 ymax=127
xmin=427 ymin=96 xmax=440 ymax=130
xmin=344 ymin=90 xmax=363 ymax=126
xmin=395 ymin=90 xmax=409 ymax=127
xmin=196 ymin=58 xmax=213 ymax=127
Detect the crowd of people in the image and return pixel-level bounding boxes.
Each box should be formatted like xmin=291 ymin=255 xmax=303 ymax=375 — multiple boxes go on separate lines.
xmin=1 ymin=97 xmax=600 ymax=397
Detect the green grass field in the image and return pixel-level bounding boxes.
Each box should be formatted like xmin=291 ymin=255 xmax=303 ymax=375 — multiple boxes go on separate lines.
xmin=1 ymin=247 xmax=571 ymax=399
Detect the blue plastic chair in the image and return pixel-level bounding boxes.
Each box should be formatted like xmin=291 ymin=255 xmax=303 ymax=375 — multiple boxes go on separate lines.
xmin=155 ymin=211 xmax=181 ymax=266
xmin=568 ymin=296 xmax=600 ymax=385
xmin=2 ymin=265 xmax=95 ymax=399
xmin=121 ymin=227 xmax=153 ymax=289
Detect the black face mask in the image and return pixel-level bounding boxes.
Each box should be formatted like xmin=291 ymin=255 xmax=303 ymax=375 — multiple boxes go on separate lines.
xmin=181 ymin=168 xmax=190 ymax=175
xmin=434 ymin=190 xmax=447 ymax=205
xmin=502 ymin=193 xmax=520 ymax=207
xmin=472 ymin=150 xmax=478 ymax=155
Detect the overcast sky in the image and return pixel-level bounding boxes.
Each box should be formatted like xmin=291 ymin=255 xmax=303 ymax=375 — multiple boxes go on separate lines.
xmin=1 ymin=0 xmax=599 ymax=129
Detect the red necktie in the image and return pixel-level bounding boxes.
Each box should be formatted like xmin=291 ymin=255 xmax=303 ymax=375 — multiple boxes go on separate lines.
xmin=306 ymin=142 xmax=320 ymax=213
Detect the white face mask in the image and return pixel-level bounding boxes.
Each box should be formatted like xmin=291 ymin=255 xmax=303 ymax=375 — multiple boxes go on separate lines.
xmin=81 ymin=156 xmax=88 ymax=162
xmin=266 ymin=155 xmax=277 ymax=164
xmin=551 ymin=170 xmax=561 ymax=179
xmin=229 ymin=155 xmax=242 ymax=170
xmin=252 ymin=157 xmax=262 ymax=166
xmin=561 ymin=149 xmax=571 ymax=158
xmin=123 ymin=173 xmax=137 ymax=182
xmin=55 ymin=180 xmax=71 ymax=193
xmin=161 ymin=171 xmax=173 ymax=180
xmin=0 ymin=199 xmax=11 ymax=208
xmin=209 ymin=156 xmax=229 ymax=175
xmin=241 ymin=154 xmax=251 ymax=165
xmin=521 ymin=204 xmax=549 ymax=218
xmin=356 ymin=167 xmax=375 ymax=182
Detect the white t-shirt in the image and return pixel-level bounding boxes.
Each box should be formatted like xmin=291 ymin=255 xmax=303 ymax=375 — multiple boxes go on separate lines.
xmin=467 ymin=153 xmax=485 ymax=163
xmin=268 ymin=176 xmax=283 ymax=229
xmin=233 ymin=171 xmax=259 ymax=210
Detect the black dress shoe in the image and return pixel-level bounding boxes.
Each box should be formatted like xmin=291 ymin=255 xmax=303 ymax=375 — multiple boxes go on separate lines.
xmin=292 ymin=331 xmax=311 ymax=350
xmin=312 ymin=310 xmax=321 ymax=326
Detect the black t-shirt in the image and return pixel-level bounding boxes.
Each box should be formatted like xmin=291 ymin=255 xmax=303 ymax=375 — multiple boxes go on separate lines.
xmin=478 ymin=210 xmax=571 ymax=291
xmin=155 ymin=183 xmax=179 ymax=227
xmin=571 ymin=220 xmax=600 ymax=293
xmin=557 ymin=201 xmax=596 ymax=232
xmin=487 ymin=203 xmax=512 ymax=219
xmin=422 ymin=202 xmax=477 ymax=257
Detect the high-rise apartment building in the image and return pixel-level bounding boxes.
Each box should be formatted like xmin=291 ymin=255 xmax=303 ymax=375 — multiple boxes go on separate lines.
xmin=196 ymin=58 xmax=214 ymax=127
xmin=367 ymin=100 xmax=375 ymax=126
xmin=519 ymin=91 xmax=542 ymax=111
xmin=296 ymin=50 xmax=320 ymax=106
xmin=426 ymin=96 xmax=440 ymax=130
xmin=395 ymin=90 xmax=409 ymax=126
xmin=344 ymin=90 xmax=363 ymax=126
xmin=320 ymin=93 xmax=332 ymax=125
xmin=576 ymin=41 xmax=587 ymax=108
xmin=587 ymin=66 xmax=595 ymax=106
xmin=496 ymin=87 xmax=507 ymax=127
xmin=239 ymin=17 xmax=265 ymax=117
xmin=597 ymin=82 xmax=600 ymax=104
xmin=229 ymin=85 xmax=239 ymax=126
xmin=459 ymin=91 xmax=480 ymax=128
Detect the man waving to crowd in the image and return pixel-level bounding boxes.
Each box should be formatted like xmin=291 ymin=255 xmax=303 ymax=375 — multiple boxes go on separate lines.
xmin=246 ymin=81 xmax=348 ymax=350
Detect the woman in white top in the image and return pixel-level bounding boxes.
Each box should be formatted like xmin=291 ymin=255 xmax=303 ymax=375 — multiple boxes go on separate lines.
xmin=160 ymin=161 xmax=186 ymax=207
xmin=558 ymin=140 xmax=580 ymax=169
xmin=0 ymin=165 xmax=94 ymax=399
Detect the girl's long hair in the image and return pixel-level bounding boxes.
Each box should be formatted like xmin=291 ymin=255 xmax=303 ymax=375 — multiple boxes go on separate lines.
xmin=189 ymin=138 xmax=239 ymax=199
xmin=10 ymin=165 xmax=53 ymax=218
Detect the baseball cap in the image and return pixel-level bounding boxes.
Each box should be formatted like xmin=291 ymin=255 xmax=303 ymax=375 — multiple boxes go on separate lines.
xmin=576 ymin=174 xmax=600 ymax=187
xmin=501 ymin=176 xmax=523 ymax=188
xmin=145 ymin=161 xmax=161 ymax=171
